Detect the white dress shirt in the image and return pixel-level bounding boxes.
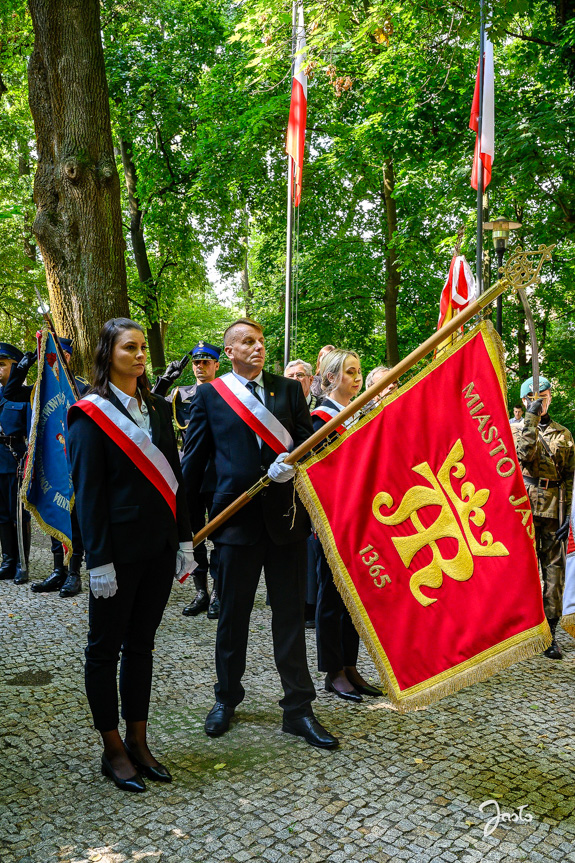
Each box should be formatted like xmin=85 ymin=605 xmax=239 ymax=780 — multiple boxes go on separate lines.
xmin=109 ymin=381 xmax=152 ymax=440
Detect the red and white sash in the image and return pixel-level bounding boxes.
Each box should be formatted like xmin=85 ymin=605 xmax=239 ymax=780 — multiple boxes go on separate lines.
xmin=70 ymin=394 xmax=178 ymax=519
xmin=211 ymin=373 xmax=294 ymax=454
xmin=311 ymin=405 xmax=346 ymax=436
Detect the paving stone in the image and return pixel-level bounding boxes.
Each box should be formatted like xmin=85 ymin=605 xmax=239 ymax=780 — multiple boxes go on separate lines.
xmin=2 ymin=530 xmax=575 ymax=862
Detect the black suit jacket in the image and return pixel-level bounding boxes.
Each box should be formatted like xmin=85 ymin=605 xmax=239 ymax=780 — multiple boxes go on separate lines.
xmin=68 ymin=391 xmax=192 ymax=569
xmin=181 ymin=370 xmax=313 ymax=546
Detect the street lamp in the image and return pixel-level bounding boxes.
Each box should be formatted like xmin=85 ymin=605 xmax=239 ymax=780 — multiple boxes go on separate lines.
xmin=483 ymin=217 xmax=522 ymax=336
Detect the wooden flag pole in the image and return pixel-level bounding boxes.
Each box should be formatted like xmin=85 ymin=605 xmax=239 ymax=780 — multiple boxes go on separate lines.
xmin=193 ymin=244 xmax=554 ymax=548
xmin=194 ymin=278 xmax=505 ymax=548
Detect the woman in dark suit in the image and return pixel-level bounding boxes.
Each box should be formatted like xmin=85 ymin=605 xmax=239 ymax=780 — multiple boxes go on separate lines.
xmin=69 ymin=319 xmax=193 ymax=792
xmin=311 ymin=349 xmax=383 ymax=703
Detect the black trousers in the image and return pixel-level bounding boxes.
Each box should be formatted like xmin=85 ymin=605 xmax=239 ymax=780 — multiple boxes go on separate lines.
xmin=316 ymin=548 xmax=359 ymax=673
xmin=214 ymin=537 xmax=316 ymax=719
xmin=306 ymin=532 xmax=322 ymax=605
xmin=192 ymin=494 xmax=218 ymax=586
xmin=0 ymin=472 xmax=30 ymax=524
xmin=84 ymin=546 xmax=176 ymax=732
xmin=51 ymin=507 xmax=85 ymax=569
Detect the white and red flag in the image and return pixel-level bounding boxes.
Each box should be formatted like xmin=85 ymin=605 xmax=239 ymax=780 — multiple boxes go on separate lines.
xmin=469 ymin=33 xmax=494 ymax=190
xmin=285 ymin=1 xmax=307 ymax=206
xmin=436 ymin=254 xmax=476 ymax=352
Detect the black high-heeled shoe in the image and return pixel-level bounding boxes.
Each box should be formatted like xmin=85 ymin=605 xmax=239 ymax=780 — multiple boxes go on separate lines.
xmin=101 ymin=753 xmax=146 ymax=793
xmin=123 ymin=740 xmax=172 ymax=783
xmin=349 ymin=680 xmax=383 ymax=697
xmin=324 ymin=674 xmax=363 ymax=703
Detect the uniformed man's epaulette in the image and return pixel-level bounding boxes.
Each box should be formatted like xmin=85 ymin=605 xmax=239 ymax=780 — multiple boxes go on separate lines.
xmin=76 ymin=376 xmax=89 ymax=386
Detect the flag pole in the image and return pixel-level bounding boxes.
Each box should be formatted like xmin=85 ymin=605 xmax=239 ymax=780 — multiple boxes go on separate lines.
xmin=193 ymin=273 xmax=525 ymax=549
xmin=284 ymin=0 xmax=298 ymax=369
xmin=475 ymin=0 xmax=485 ymax=294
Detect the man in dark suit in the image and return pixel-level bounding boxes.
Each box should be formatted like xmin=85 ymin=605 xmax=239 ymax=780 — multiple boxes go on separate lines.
xmin=181 ymin=318 xmax=338 ymax=749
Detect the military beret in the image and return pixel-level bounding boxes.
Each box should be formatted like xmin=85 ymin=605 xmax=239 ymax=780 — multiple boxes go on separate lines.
xmin=191 ymin=341 xmax=220 ymax=361
xmin=520 ymin=376 xmax=551 ymax=398
xmin=0 ymin=343 xmax=23 ymax=362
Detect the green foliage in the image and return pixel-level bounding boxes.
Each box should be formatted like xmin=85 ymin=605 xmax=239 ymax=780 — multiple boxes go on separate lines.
xmin=0 ymin=0 xmax=573 ymax=431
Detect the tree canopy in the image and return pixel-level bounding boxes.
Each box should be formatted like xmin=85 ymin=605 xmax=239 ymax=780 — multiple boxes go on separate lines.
xmin=0 ymin=0 xmax=573 ymax=422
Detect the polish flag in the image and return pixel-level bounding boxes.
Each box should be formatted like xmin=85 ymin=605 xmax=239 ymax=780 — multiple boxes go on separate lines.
xmin=285 ymin=2 xmax=307 ymax=206
xmin=469 ymin=34 xmax=494 ymax=190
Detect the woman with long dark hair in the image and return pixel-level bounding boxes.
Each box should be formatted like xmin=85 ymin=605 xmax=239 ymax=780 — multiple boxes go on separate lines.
xmin=68 ymin=319 xmax=194 ymax=792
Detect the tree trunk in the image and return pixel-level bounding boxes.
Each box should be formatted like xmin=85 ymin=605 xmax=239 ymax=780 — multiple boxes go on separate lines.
xmin=27 ymin=0 xmax=129 ymax=375
xmin=382 ymin=158 xmax=400 ymax=366
xmin=118 ymin=138 xmax=166 ymax=374
xmin=18 ymin=152 xmax=37 ymax=267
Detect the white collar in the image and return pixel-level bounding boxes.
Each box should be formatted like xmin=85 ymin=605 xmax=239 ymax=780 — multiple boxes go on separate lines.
xmin=231 ymin=370 xmax=264 ymax=389
xmin=109 ymin=381 xmax=148 ymax=413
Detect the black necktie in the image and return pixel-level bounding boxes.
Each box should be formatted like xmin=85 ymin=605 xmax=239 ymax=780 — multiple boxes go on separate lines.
xmin=246 ymin=380 xmax=263 ymax=404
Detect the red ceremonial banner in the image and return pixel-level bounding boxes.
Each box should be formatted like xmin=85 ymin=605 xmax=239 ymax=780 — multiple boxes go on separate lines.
xmin=297 ymin=323 xmax=549 ymax=710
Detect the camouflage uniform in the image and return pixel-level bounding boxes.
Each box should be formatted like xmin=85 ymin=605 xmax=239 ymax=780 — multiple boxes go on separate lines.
xmin=512 ymin=412 xmax=575 ymax=618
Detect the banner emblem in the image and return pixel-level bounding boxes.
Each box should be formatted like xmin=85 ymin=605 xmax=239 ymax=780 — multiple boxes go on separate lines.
xmin=373 ymin=438 xmax=509 ymax=607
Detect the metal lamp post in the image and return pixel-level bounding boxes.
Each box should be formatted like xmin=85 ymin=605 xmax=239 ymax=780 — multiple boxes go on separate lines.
xmin=482 ymin=217 xmax=522 ymax=335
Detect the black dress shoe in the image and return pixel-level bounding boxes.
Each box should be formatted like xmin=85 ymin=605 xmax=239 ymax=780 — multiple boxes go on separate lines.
xmin=101 ymin=754 xmax=146 ymax=792
xmin=544 ymin=638 xmax=562 ymax=659
xmin=206 ymin=589 xmax=220 ymax=619
xmin=282 ymin=714 xmax=339 ymax=749
xmin=204 ymin=702 xmax=235 ymax=737
xmin=347 ymin=679 xmax=383 ymax=697
xmin=182 ymin=589 xmax=210 ymax=616
xmin=14 ymin=568 xmax=29 ymax=585
xmin=123 ymin=741 xmax=172 ymax=783
xmin=31 ymin=569 xmax=67 ymax=593
xmin=325 ymin=675 xmax=362 ymax=702
xmin=59 ymin=572 xmax=82 ymax=597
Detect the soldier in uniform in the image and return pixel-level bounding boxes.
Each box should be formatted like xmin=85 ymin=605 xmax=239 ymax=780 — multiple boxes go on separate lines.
xmin=29 ymin=337 xmax=90 ymax=597
xmin=0 ymin=343 xmax=32 ymax=584
xmin=154 ymin=341 xmax=221 ymax=619
xmin=512 ymin=375 xmax=575 ymax=659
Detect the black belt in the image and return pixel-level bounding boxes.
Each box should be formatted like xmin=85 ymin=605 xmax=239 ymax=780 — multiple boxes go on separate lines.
xmin=523 ymin=475 xmax=561 ymax=490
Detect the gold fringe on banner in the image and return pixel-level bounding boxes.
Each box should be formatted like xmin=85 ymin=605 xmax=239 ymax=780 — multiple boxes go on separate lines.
xmin=20 ymin=327 xmax=75 ymax=564
xmin=296 ymin=321 xmax=550 ymax=712
xmin=560 ymin=613 xmax=575 ymax=639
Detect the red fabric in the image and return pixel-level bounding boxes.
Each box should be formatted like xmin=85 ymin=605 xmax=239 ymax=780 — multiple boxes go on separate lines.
xmin=210 ymin=378 xmax=287 ymax=455
xmin=72 ymin=399 xmax=177 ymax=520
xmin=303 ymin=330 xmax=544 ymax=695
xmin=286 ymin=77 xmax=307 ymax=206
xmin=311 ymin=409 xmax=346 ymax=436
xmin=438 ymin=257 xmax=474 ymax=329
xmin=469 ymin=57 xmax=492 ymax=189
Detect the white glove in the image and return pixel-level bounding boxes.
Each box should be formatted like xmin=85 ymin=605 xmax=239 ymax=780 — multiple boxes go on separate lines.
xmin=89 ymin=563 xmax=118 ymax=599
xmin=175 ymin=541 xmax=197 ymax=584
xmin=267 ymin=452 xmax=296 ymax=483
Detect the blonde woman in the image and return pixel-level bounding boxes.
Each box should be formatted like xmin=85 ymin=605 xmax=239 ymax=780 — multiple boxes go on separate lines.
xmin=310 ymin=349 xmax=383 ymax=702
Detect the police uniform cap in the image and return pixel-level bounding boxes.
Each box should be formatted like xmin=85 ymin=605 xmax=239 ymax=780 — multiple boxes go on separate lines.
xmin=520 ymin=376 xmax=551 ymax=398
xmin=191 ymin=341 xmax=220 ymax=361
xmin=0 ymin=343 xmax=23 ymax=363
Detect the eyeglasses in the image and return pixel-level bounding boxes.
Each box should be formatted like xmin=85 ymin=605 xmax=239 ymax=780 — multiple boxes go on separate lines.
xmin=288 ymin=372 xmax=309 ymax=380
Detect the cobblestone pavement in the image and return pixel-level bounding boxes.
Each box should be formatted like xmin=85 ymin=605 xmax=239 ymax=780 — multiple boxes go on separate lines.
xmin=1 ymin=530 xmax=575 ymax=863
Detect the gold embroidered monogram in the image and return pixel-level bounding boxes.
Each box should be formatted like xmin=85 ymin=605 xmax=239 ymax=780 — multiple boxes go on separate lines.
xmin=372 ymin=439 xmax=509 ymax=607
